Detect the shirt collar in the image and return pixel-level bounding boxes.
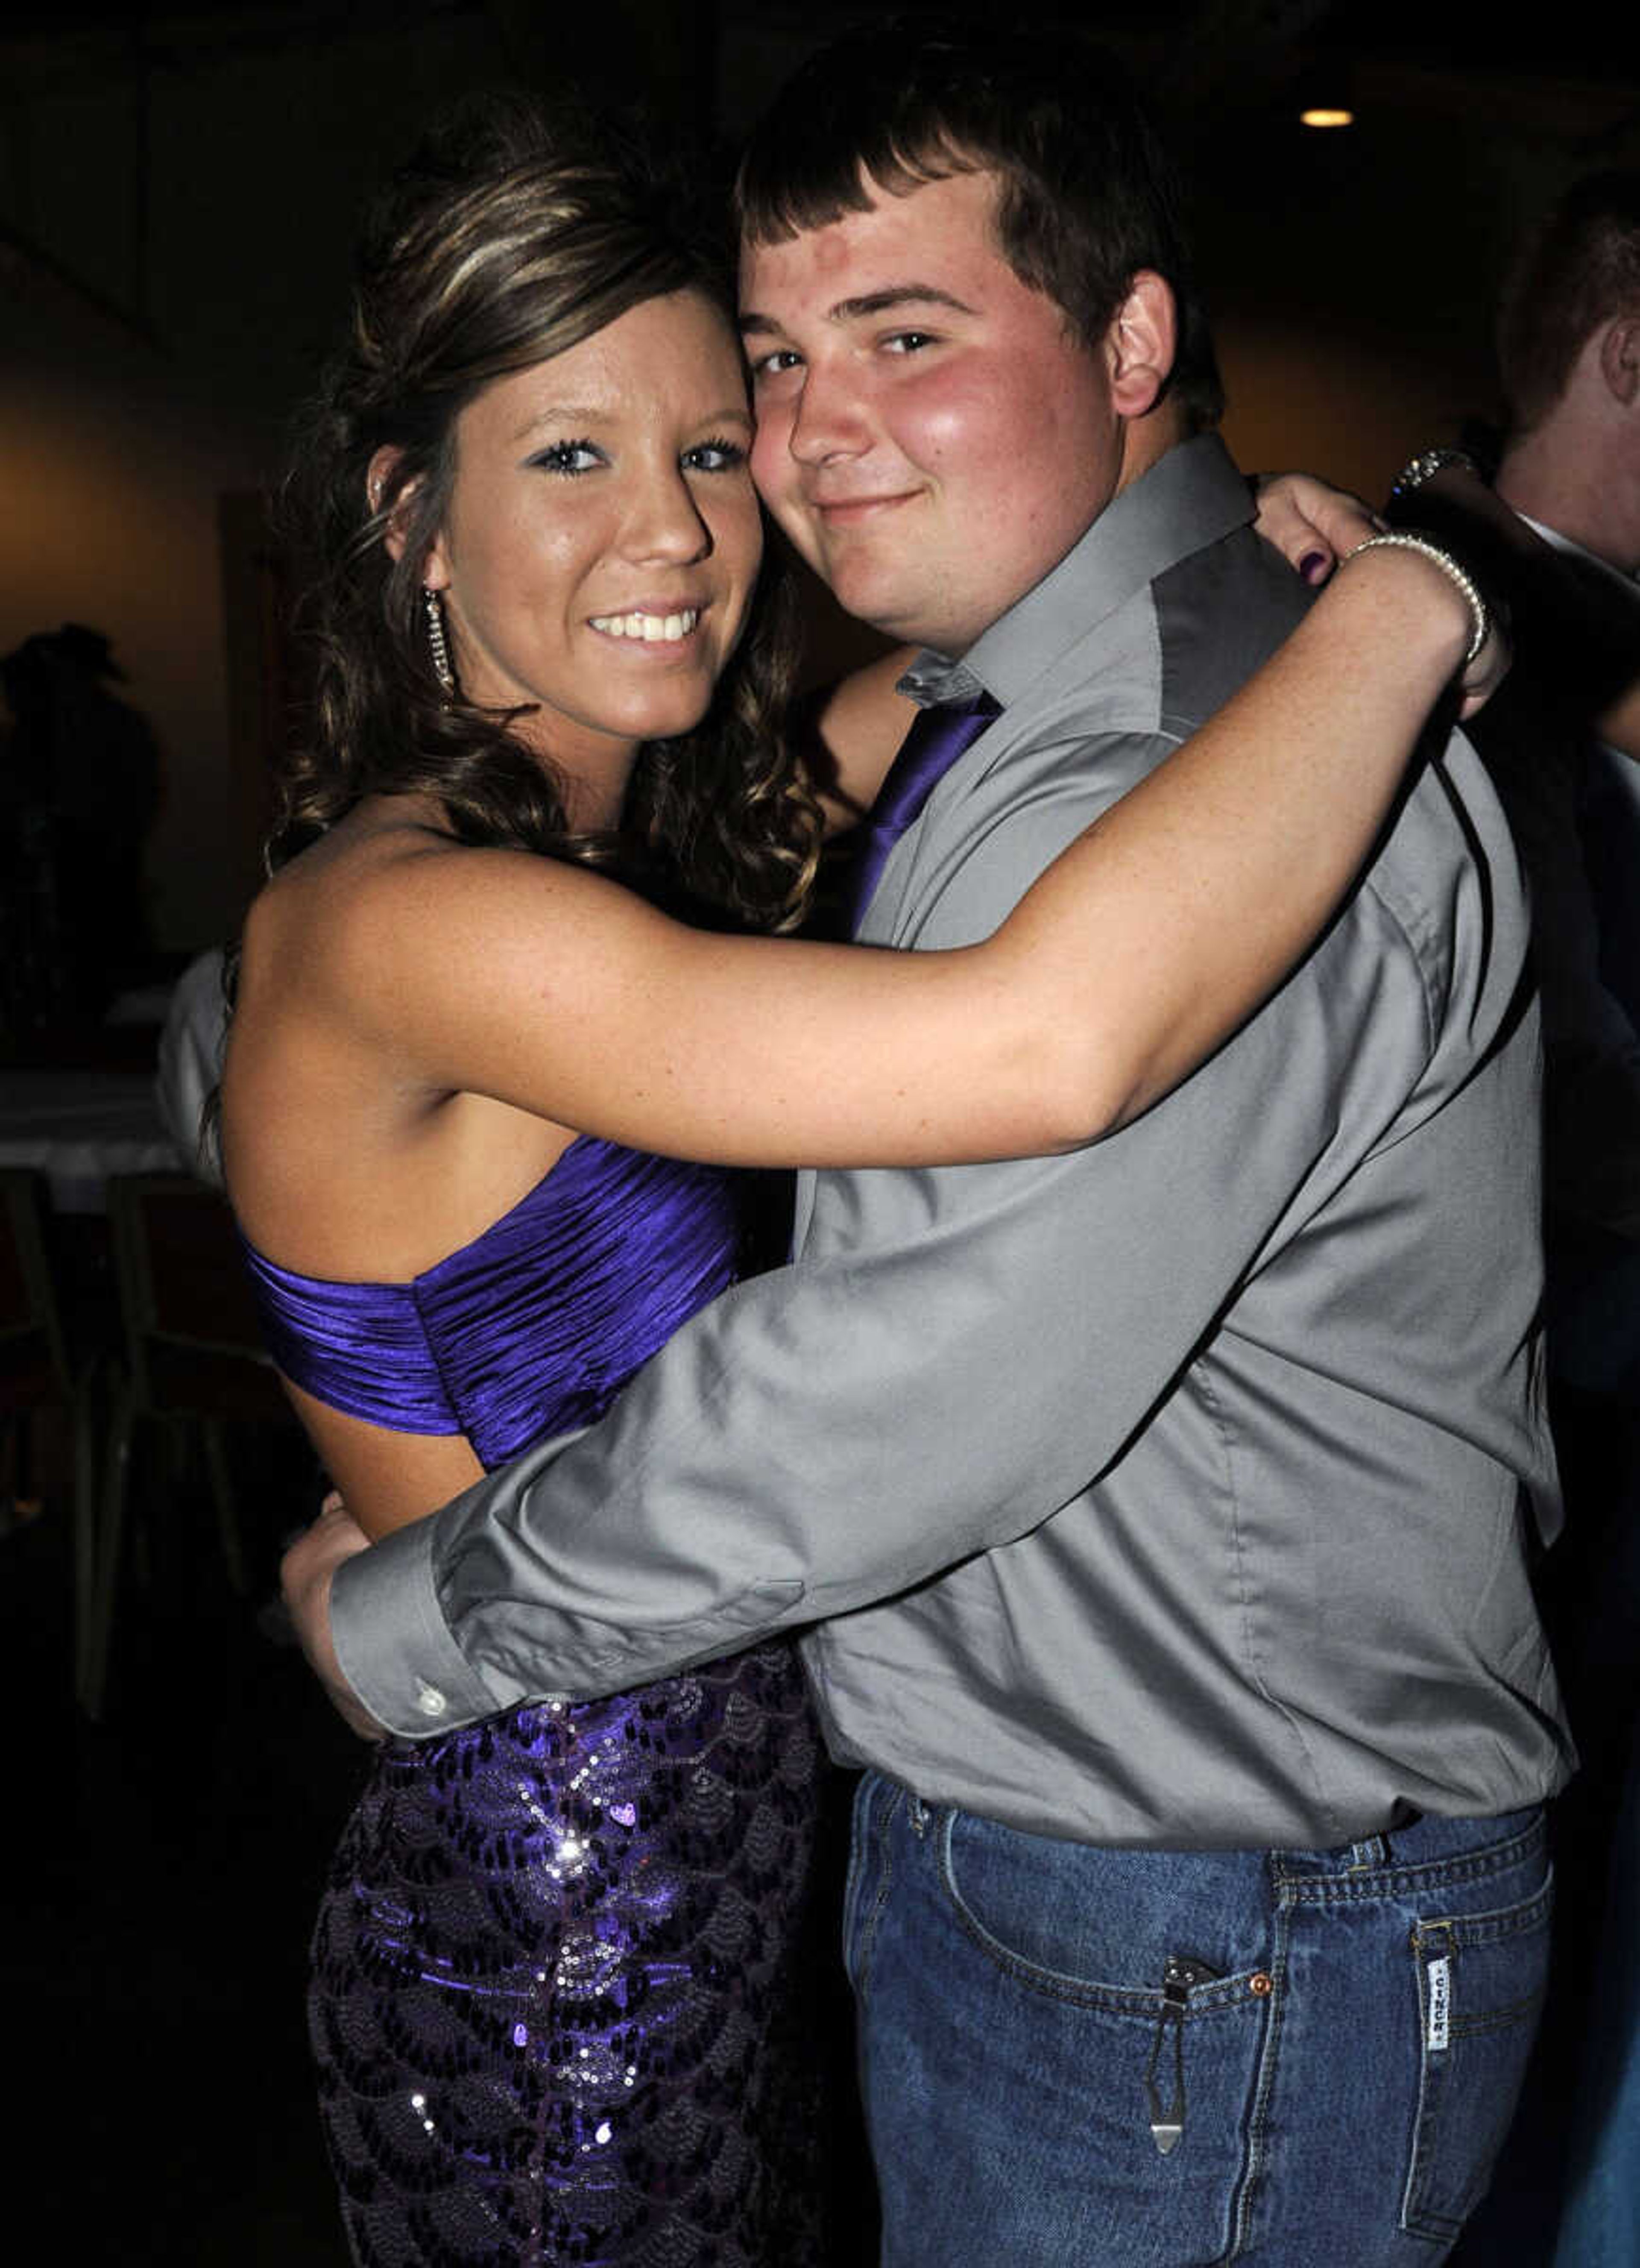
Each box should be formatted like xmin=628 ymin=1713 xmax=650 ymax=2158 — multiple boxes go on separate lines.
xmin=896 ymin=433 xmax=1256 ymax=710
xmin=1516 ymin=511 xmax=1640 ymax=594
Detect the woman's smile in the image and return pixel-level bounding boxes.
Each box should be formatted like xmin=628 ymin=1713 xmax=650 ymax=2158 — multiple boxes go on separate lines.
xmin=425 ymin=288 xmax=763 ymax=778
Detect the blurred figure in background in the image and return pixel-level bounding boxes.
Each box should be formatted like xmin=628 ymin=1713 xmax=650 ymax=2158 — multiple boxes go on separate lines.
xmin=1493 ymin=170 xmax=1640 ymax=2268
xmin=0 ymin=624 xmax=160 ymax=1029
xmin=1488 ymin=172 xmax=1640 ymax=1267
xmin=1400 ymin=171 xmax=1640 ymax=2268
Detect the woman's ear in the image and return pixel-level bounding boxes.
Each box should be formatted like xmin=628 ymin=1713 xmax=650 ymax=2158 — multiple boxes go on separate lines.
xmin=366 ymin=445 xmax=431 ymax=569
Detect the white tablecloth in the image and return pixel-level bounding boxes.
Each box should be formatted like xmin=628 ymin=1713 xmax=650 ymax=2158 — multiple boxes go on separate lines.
xmin=0 ymin=1071 xmax=183 ymax=1212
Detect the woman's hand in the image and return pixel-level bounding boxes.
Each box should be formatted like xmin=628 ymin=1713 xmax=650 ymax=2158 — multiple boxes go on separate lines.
xmin=1257 ymin=475 xmax=1511 ymax=721
xmin=1252 ymin=471 xmax=1383 ymax=587
xmin=1454 ymin=604 xmax=1511 ymax=721
xmin=282 ymin=1494 xmax=387 ymax=1741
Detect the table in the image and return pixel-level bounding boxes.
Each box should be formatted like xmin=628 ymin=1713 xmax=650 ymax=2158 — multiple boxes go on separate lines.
xmin=0 ymin=1071 xmax=182 ymax=1214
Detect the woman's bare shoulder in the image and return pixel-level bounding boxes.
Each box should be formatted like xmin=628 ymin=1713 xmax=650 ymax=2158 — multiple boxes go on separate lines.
xmin=243 ymin=801 xmax=565 ymax=1001
xmin=252 ymin=798 xmax=461 ymax=920
xmin=225 ymin=805 xmax=583 ymax=1276
xmin=229 ymin=802 xmax=469 ymax=1103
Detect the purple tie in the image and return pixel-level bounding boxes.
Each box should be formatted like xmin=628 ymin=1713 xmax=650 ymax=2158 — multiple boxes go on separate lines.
xmin=849 ymin=690 xmax=1000 ymax=933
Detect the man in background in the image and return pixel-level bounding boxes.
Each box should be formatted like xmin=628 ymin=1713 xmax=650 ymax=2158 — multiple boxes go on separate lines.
xmin=1414 ymin=171 xmax=1640 ymax=2268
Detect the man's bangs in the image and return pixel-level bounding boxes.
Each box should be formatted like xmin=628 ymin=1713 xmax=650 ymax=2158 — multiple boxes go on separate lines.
xmin=735 ymin=128 xmax=983 ymax=249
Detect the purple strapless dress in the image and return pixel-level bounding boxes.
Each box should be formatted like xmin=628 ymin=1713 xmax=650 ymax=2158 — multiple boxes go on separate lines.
xmin=243 ymin=1136 xmax=825 ymax=2266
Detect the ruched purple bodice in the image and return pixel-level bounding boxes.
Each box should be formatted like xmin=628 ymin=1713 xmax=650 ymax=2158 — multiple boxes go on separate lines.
xmin=240 ymin=1133 xmax=743 ymax=1465
xmin=246 ymin=1134 xmax=824 ymax=2267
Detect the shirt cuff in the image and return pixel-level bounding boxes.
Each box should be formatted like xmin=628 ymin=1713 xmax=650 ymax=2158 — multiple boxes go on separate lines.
xmin=331 ymin=1517 xmax=500 ymax=1737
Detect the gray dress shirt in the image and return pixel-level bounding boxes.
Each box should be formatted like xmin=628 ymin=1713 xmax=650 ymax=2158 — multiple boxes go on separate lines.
xmin=334 ymin=434 xmax=1573 ymax=1850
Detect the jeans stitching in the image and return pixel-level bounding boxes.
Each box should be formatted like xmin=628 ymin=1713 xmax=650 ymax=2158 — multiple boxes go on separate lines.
xmin=869 ymin=1796 xmax=1545 ymax=2261
xmin=1224 ymin=1863 xmax=1292 ymax=2260
xmin=937 ymin=1810 xmax=1271 ymax=2016
xmin=846 ymin=1777 xmax=901 ymax=2009
xmin=1275 ymin=1813 xmax=1546 ymax=1905
xmin=1409 ymin=1880 xmax=1553 ymax=1950
xmin=1399 ymin=1871 xmax=1552 ymax=2242
xmin=935 ymin=1809 xmax=1274 ymax=2263
xmin=1448 ymin=1989 xmax=1546 ymax=2036
xmin=1403 ymin=1961 xmax=1449 ymax=2243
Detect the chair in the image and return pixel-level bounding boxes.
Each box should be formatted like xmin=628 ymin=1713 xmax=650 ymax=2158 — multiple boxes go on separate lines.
xmin=81 ymin=1172 xmax=296 ymax=1718
xmin=0 ymin=1166 xmax=96 ymax=1693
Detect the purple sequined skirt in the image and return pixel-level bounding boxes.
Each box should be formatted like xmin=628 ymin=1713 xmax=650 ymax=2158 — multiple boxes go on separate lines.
xmin=309 ymin=1641 xmax=826 ymax=2266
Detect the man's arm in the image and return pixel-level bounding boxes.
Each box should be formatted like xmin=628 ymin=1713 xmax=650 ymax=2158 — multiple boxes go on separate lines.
xmin=312 ymin=728 xmax=1448 ymax=1737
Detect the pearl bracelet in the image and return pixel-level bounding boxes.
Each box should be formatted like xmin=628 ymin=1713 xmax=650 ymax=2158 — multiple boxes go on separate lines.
xmin=1343 ymin=532 xmax=1490 ymax=666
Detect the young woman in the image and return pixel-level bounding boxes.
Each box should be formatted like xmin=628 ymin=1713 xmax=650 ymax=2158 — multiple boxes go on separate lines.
xmin=223 ymin=100 xmax=1502 ymax=2268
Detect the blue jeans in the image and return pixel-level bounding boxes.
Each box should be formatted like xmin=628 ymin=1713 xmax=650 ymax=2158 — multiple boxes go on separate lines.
xmin=844 ymin=1774 xmax=1551 ymax=2265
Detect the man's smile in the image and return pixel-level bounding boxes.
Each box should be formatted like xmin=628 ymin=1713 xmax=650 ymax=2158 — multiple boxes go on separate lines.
xmin=811 ymin=491 xmax=921 ymax=526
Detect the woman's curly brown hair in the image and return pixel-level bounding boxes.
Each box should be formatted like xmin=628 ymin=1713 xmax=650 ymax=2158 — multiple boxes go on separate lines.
xmin=276 ymin=95 xmax=821 ymax=930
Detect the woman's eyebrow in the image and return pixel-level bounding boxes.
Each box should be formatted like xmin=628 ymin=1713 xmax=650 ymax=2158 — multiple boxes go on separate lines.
xmin=508 ymin=402 xmax=609 ymax=441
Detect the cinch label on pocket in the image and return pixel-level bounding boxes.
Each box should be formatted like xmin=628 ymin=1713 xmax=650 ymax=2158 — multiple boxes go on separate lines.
xmin=1426 ymin=1954 xmax=1451 ymax=2051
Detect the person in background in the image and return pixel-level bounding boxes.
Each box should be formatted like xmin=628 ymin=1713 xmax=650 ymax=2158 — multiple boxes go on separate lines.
xmin=0 ymin=624 xmax=158 ymax=1021
xmin=1387 ymin=173 xmax=1640 ymax=2268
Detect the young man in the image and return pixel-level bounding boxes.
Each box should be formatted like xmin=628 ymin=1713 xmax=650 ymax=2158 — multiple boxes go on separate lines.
xmin=1457 ymin=171 xmax=1640 ymax=1241
xmin=290 ymin=26 xmax=1570 ymax=2262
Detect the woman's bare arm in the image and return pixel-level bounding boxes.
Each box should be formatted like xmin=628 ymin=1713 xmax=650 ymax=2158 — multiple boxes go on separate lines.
xmin=303 ymin=538 xmax=1484 ymax=1171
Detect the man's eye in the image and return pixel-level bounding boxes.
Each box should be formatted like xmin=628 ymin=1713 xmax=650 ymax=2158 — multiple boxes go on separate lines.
xmin=529 ymin=440 xmax=603 ymax=475
xmin=883 ymin=331 xmax=937 ymax=354
xmin=683 ymin=438 xmax=749 ymax=473
xmin=750 ymin=348 xmax=802 ymax=381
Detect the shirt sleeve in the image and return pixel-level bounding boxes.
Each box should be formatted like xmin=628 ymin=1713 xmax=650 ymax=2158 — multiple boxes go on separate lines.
xmin=331 ymin=729 xmax=1449 ymax=1737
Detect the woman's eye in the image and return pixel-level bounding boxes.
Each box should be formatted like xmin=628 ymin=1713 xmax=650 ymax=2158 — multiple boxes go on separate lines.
xmin=529 ymin=440 xmax=603 ymax=475
xmin=683 ymin=437 xmax=749 ymax=473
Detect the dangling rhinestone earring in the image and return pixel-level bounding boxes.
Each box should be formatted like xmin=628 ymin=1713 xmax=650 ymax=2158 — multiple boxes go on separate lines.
xmin=423 ymin=586 xmax=456 ymax=698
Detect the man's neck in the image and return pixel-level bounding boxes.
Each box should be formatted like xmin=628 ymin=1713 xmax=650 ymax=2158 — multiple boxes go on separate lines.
xmin=1498 ymin=426 xmax=1640 ymax=578
xmin=1112 ymin=397 xmax=1189 ymax=502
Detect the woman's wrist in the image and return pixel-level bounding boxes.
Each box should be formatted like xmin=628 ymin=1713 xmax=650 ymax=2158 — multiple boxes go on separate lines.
xmin=1340 ymin=533 xmax=1486 ymax=671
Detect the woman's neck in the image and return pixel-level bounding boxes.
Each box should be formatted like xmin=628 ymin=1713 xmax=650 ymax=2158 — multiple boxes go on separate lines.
xmin=517 ymin=719 xmax=641 ymax=834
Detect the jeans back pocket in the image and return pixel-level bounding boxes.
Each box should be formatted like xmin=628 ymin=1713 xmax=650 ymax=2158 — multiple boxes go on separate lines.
xmin=1402 ymin=1875 xmax=1553 ymax=2244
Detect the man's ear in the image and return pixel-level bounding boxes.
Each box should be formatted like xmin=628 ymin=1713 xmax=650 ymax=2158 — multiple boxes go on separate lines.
xmin=366 ymin=445 xmax=441 ymax=575
xmin=1599 ymin=314 xmax=1640 ymax=410
xmin=1105 ymin=272 xmax=1177 ymax=420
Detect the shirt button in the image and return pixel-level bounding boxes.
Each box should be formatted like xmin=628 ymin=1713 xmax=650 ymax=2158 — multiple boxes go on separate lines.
xmin=415 ymin=1680 xmax=448 ymax=1719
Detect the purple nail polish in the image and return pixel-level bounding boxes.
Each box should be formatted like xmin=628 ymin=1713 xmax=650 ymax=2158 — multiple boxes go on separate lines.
xmin=1299 ymin=551 xmax=1329 ymax=585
